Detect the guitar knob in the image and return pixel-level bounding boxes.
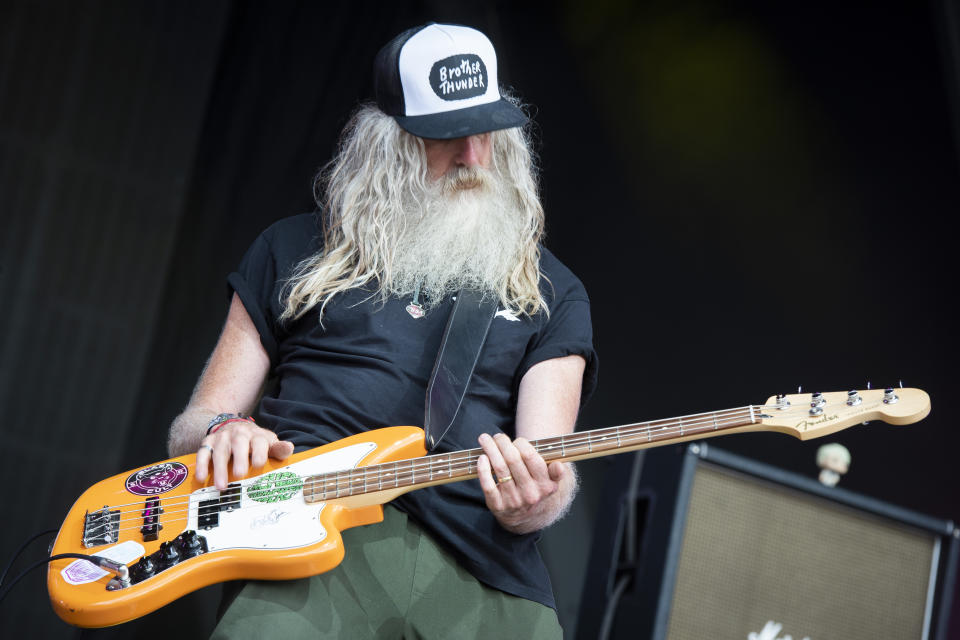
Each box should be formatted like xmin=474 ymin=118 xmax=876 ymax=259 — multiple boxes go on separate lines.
xmin=132 ymin=555 xmax=156 ymax=581
xmin=178 ymin=530 xmax=204 ymax=559
xmin=158 ymin=541 xmax=181 ymax=568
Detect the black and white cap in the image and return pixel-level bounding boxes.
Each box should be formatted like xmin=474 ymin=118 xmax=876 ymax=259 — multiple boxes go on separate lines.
xmin=374 ymin=23 xmax=527 ymax=140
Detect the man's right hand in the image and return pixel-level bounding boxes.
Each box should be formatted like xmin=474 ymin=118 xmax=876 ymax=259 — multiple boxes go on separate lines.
xmin=194 ymin=419 xmax=294 ymax=490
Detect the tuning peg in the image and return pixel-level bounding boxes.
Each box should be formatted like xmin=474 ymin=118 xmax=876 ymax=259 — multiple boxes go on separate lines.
xmin=883 ymin=387 xmax=899 ymax=404
xmin=866 ymin=381 xmax=872 ymax=390
xmin=846 ymin=390 xmax=862 ymax=406
xmin=776 ymin=393 xmax=791 ymax=410
xmin=809 ymin=391 xmax=825 ymax=415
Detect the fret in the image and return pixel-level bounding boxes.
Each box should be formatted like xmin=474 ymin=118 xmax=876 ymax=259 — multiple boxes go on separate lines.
xmin=309 ymin=408 xmax=771 ymax=500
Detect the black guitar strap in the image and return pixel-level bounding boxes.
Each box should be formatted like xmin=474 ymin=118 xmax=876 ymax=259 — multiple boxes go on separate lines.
xmin=424 ymin=289 xmax=498 ymax=451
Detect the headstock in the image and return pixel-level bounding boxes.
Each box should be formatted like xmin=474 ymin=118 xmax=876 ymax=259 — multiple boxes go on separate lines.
xmin=758 ymin=388 xmax=931 ymax=440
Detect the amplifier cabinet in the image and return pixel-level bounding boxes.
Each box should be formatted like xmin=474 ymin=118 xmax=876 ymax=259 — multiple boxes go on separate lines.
xmin=577 ymin=444 xmax=957 ymax=640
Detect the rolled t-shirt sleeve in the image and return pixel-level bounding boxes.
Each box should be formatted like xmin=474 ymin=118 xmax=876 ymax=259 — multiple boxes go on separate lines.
xmin=516 ymin=254 xmax=599 ymax=407
xmin=228 ymin=234 xmax=282 ymax=365
xmin=226 ymin=214 xmax=322 ymax=367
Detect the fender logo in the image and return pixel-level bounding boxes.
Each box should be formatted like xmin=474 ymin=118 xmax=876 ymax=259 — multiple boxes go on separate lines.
xmin=794 ymin=413 xmax=839 ymax=431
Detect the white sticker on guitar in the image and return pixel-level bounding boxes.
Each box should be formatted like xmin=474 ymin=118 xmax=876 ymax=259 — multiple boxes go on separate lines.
xmin=61 ymin=540 xmax=145 ymax=585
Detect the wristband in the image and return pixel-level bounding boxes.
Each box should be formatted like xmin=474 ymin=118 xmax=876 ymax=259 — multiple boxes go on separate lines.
xmin=206 ymin=413 xmax=254 ymax=436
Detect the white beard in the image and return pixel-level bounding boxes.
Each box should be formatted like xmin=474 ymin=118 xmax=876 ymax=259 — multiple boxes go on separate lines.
xmin=386 ymin=166 xmax=525 ymax=308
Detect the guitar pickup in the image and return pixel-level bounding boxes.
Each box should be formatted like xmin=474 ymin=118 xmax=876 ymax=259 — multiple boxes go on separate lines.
xmin=139 ymin=496 xmax=163 ymax=542
xmin=220 ymin=482 xmax=241 ymax=512
xmin=197 ymin=497 xmax=220 ymax=530
xmin=197 ymin=482 xmax=241 ymax=530
xmin=82 ymin=506 xmax=121 ymax=548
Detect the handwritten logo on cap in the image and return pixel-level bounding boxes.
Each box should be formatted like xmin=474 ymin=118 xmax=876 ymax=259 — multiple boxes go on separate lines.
xmin=429 ymin=54 xmax=487 ymax=101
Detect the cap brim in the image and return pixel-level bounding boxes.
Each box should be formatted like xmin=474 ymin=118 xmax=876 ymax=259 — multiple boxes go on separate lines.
xmin=394 ymin=98 xmax=527 ymax=139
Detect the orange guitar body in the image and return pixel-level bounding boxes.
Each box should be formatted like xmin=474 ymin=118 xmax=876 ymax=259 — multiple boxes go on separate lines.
xmin=47 ymin=426 xmax=426 ymax=628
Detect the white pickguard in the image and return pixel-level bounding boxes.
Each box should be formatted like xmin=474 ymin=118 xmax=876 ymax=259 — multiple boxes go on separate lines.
xmin=186 ymin=442 xmax=377 ymax=552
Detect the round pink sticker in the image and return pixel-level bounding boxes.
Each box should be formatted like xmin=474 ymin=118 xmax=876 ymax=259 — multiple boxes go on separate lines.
xmin=125 ymin=462 xmax=188 ymax=496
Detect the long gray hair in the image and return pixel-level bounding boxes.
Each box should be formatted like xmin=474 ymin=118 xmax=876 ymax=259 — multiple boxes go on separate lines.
xmin=279 ymin=103 xmax=546 ymax=322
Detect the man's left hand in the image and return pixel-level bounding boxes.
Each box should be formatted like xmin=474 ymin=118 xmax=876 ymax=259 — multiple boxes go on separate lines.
xmin=476 ymin=432 xmax=575 ymax=534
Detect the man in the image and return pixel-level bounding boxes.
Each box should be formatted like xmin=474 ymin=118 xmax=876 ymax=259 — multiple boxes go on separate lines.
xmin=168 ymin=23 xmax=597 ymax=638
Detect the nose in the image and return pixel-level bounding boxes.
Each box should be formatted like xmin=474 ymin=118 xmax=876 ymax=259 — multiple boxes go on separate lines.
xmin=454 ymin=134 xmax=490 ymax=168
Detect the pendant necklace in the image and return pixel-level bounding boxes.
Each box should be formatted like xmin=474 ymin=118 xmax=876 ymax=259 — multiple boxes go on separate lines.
xmin=405 ymin=281 xmax=425 ymax=319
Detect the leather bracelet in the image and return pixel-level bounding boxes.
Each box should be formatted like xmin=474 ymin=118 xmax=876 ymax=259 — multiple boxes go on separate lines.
xmin=205 ymin=413 xmax=254 ymax=436
xmin=208 ymin=417 xmax=254 ymax=435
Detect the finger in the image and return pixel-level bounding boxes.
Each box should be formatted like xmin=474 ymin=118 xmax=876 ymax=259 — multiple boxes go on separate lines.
xmin=548 ymin=460 xmax=568 ymax=483
xmin=195 ymin=440 xmax=213 ymax=482
xmin=231 ymin=431 xmax=252 ymax=478
xmin=269 ymin=440 xmax=294 ymax=460
xmin=498 ymin=435 xmax=547 ymax=505
xmin=514 ymin=438 xmax=550 ymax=482
xmin=249 ymin=434 xmax=271 ymax=468
xmin=476 ymin=453 xmax=503 ymax=511
xmin=211 ymin=438 xmax=233 ymax=491
xmin=479 ymin=434 xmax=513 ymax=485
xmin=493 ymin=433 xmax=534 ymax=488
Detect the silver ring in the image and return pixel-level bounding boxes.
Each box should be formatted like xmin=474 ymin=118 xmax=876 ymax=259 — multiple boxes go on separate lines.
xmin=198 ymin=444 xmax=214 ymax=455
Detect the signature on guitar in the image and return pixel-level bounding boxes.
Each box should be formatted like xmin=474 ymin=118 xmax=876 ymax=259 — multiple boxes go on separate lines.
xmin=249 ymin=509 xmax=290 ymax=530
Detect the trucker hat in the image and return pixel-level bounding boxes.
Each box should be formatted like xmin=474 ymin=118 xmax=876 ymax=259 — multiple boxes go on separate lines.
xmin=373 ymin=23 xmax=528 ymax=139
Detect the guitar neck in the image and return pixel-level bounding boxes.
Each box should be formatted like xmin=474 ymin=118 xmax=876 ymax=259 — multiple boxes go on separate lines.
xmin=302 ymin=406 xmax=760 ymax=504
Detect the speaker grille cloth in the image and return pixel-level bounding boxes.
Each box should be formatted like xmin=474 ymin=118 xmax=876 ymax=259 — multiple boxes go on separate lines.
xmin=665 ymin=463 xmax=935 ymax=640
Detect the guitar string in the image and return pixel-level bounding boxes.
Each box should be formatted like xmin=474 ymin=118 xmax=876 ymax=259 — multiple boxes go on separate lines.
xmin=82 ymin=408 xmax=764 ymax=537
xmin=89 ymin=406 xmax=760 ymax=517
xmin=84 ymin=398 xmax=853 ymax=537
xmin=88 ymin=394 xmax=877 ymax=539
xmin=81 ymin=403 xmax=835 ymax=537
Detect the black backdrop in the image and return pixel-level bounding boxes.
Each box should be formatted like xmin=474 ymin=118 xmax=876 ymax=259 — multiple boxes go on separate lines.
xmin=1 ymin=1 xmax=958 ymax=638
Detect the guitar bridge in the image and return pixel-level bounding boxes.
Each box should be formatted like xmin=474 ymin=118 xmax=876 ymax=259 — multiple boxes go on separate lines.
xmin=82 ymin=506 xmax=121 ymax=548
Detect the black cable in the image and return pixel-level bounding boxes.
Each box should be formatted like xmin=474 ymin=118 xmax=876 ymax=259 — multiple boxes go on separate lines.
xmin=598 ymin=574 xmax=632 ymax=640
xmin=0 ymin=553 xmax=104 ymax=608
xmin=0 ymin=528 xmax=58 ymax=587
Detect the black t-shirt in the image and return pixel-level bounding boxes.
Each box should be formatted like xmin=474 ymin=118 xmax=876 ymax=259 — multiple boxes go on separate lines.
xmin=228 ymin=213 xmax=598 ymax=608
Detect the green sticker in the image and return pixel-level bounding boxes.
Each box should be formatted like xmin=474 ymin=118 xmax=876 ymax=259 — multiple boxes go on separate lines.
xmin=246 ymin=471 xmax=302 ymax=503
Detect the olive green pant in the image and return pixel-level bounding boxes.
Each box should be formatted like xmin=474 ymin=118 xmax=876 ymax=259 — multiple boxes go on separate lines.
xmin=211 ymin=506 xmax=562 ymax=639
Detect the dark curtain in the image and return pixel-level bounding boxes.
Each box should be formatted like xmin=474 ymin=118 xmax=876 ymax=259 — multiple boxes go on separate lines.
xmin=1 ymin=1 xmax=958 ymax=639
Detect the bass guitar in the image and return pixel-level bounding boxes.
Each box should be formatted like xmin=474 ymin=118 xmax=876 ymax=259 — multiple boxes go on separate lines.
xmin=47 ymin=387 xmax=930 ymax=627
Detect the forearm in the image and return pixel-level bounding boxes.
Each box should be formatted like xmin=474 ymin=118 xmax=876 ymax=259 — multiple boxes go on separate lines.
xmin=167 ymin=406 xmax=220 ymax=457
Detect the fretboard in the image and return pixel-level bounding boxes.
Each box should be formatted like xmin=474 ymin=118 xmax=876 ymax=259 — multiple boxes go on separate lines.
xmin=302 ymin=406 xmax=758 ymax=504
